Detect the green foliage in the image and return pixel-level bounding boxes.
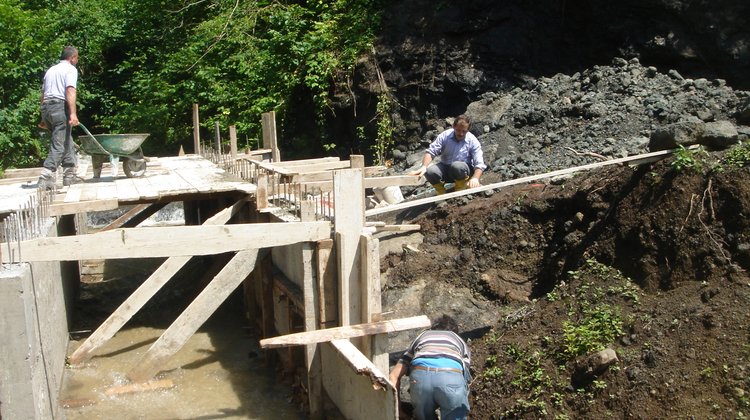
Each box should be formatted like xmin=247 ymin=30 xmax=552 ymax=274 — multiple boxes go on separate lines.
xmin=372 ymin=92 xmax=395 ymax=165
xmin=722 ymin=141 xmax=750 ymax=170
xmin=0 ymin=0 xmax=385 ymax=167
xmin=562 ymin=304 xmax=623 ymax=357
xmin=671 ymin=144 xmax=708 ymax=173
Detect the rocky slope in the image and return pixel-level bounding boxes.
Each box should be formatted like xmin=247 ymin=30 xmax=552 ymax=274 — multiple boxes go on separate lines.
xmin=356 ymin=1 xmax=750 ymax=418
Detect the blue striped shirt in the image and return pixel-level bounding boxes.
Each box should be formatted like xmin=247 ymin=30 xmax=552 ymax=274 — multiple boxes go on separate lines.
xmin=400 ymin=330 xmax=471 ymax=372
xmin=426 ymin=128 xmax=487 ymax=172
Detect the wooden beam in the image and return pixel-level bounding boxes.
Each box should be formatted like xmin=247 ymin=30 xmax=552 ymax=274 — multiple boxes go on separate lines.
xmin=100 ymin=202 xmax=168 ymax=232
xmin=316 ymin=239 xmax=337 ymax=328
xmin=192 ymin=103 xmax=200 ymax=154
xmin=48 ymin=198 xmax=119 ymax=217
xmin=259 ymin=315 xmax=430 ymax=348
xmin=374 ymin=224 xmax=421 ymax=233
xmin=321 ymin=340 xmax=397 ymax=420
xmin=68 ymin=198 xmax=251 ymax=364
xmin=365 ymin=148 xmax=678 ymax=217
xmin=334 ymin=169 xmax=365 ymax=327
xmin=128 ymin=248 xmax=268 ymax=382
xmin=273 ymin=157 xmax=341 ymax=167
xmin=1 ymin=221 xmax=331 ymax=262
xmin=292 ymin=166 xmax=386 ymax=183
xmin=364 ymin=175 xmax=423 ymax=189
xmin=229 ymin=125 xmax=238 ymax=160
xmin=104 ymin=379 xmax=174 ymax=396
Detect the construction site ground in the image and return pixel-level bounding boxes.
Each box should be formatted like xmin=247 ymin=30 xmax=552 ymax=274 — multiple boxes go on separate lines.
xmin=382 ymin=154 xmax=750 ymax=419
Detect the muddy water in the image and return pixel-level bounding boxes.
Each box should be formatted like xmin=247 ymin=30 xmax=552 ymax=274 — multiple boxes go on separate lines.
xmin=61 ymin=259 xmax=305 ymax=419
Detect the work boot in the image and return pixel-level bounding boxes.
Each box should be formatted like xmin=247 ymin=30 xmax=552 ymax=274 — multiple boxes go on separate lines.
xmin=62 ymin=167 xmax=78 ymax=187
xmin=454 ymin=177 xmax=469 ymax=191
xmin=431 ymin=182 xmax=447 ymax=195
xmin=37 ymin=168 xmax=56 ymax=191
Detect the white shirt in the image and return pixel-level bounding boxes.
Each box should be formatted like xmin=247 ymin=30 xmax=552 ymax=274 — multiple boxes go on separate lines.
xmin=43 ymin=60 xmax=78 ymax=100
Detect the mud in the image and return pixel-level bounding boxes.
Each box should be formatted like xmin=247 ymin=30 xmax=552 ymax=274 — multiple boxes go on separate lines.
xmin=382 ymin=152 xmax=750 ymax=418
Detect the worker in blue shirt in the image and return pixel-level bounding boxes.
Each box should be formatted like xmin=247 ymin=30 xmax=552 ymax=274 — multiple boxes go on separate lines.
xmin=411 ymin=115 xmax=487 ymax=194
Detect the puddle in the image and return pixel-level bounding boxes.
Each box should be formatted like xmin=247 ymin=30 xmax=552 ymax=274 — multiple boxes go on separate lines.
xmin=61 ymin=258 xmax=306 ymax=419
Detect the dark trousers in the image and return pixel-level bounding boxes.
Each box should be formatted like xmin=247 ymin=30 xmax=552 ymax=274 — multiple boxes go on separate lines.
xmin=41 ymin=100 xmax=76 ymax=172
xmin=424 ymin=161 xmax=471 ymax=184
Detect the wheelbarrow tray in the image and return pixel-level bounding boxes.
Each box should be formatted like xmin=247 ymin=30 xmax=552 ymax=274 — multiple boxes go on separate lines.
xmin=79 ymin=134 xmax=149 ymax=157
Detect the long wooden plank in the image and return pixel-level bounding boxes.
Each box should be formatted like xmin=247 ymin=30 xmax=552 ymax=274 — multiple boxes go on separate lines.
xmin=365 ymin=148 xmax=678 ymax=217
xmin=260 ymin=315 xmax=430 ymax=348
xmin=364 ymin=175 xmax=423 ymax=189
xmin=127 ymin=248 xmax=266 ymax=382
xmin=1 ymin=221 xmax=331 ymax=262
xmin=48 ymin=198 xmax=119 ymax=217
xmin=333 ymin=169 xmax=365 ymax=327
xmin=67 ymin=198 xmax=251 ymax=364
xmin=321 ymin=340 xmax=397 ymax=420
xmin=273 ymin=157 xmax=340 ymax=167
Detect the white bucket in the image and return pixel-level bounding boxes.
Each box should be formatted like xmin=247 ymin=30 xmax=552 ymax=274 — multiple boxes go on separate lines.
xmin=373 ymin=186 xmax=404 ymax=204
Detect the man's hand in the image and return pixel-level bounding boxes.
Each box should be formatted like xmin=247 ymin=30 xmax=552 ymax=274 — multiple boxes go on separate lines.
xmin=69 ymin=114 xmax=79 ymax=126
xmin=468 ymin=177 xmax=481 ymax=188
xmin=409 ymin=166 xmax=427 ymax=177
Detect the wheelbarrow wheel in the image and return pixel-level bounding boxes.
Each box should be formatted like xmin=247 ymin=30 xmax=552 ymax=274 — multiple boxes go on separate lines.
xmin=123 ymin=157 xmax=147 ymax=178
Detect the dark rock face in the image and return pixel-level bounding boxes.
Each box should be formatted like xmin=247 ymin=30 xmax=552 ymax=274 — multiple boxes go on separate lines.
xmin=327 ymin=0 xmax=750 ymax=161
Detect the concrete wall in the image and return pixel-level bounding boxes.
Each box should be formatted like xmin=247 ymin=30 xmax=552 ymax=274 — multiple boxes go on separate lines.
xmin=0 ymin=219 xmax=77 ymax=419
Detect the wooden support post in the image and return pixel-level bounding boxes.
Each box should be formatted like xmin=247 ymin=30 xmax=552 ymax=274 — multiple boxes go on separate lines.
xmin=359 ymin=233 xmax=387 ymax=373
xmin=128 ymin=248 xmax=267 ymax=383
xmin=333 ymin=169 xmax=365 ymax=330
xmin=301 ymin=239 xmax=323 ymax=419
xmin=192 ymin=103 xmax=200 ymax=155
xmin=350 ymin=155 xmax=365 ymax=169
xmin=316 ymin=239 xmax=337 ymax=329
xmin=229 ymin=125 xmax=238 ymax=160
xmin=257 ymin=173 xmax=269 ymax=210
xmin=68 ymin=199 xmax=250 ymax=364
xmin=214 ymin=121 xmax=221 ymax=152
xmin=262 ymin=111 xmax=280 ymax=162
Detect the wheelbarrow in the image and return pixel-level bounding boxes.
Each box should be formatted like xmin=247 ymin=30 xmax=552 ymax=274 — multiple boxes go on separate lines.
xmin=78 ymin=123 xmax=149 ymax=178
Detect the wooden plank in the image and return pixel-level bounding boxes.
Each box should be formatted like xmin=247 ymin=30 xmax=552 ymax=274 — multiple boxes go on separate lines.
xmin=294 ymin=166 xmax=386 ymax=183
xmin=68 ymin=198 xmax=251 ymax=364
xmin=48 ymin=198 xmax=119 ymax=217
xmin=316 ymin=239 xmax=337 ymax=328
xmin=127 ymin=248 xmax=266 ymax=382
xmin=366 ymin=148 xmax=677 ymax=217
xmin=131 ymin=176 xmax=160 ymax=200
xmin=104 ymin=379 xmax=174 ymax=396
xmin=360 ymin=233 xmax=387 ymax=373
xmin=193 ymin=103 xmax=200 ymax=154
xmin=114 ymin=178 xmax=141 ymax=202
xmin=374 ymin=224 xmax=421 ymax=233
xmin=260 ymin=315 xmax=430 ymax=348
xmin=1 ymin=221 xmax=331 ymax=262
xmin=321 ymin=340 xmax=397 ymax=420
xmin=287 ymin=161 xmax=352 ymax=173
xmin=364 ymin=175 xmax=423 ymax=189
xmin=229 ymin=125 xmax=238 ymax=160
xmin=99 ymin=203 xmax=164 ymax=232
xmin=63 ymin=185 xmax=83 ymax=203
xmin=333 ymin=169 xmax=365 ymax=327
xmin=273 ymin=157 xmax=341 ymax=167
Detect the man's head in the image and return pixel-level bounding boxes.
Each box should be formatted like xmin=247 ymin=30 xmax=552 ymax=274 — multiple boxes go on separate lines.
xmin=452 ymin=114 xmax=472 ymax=140
xmin=431 ymin=314 xmax=459 ymax=333
xmin=60 ymin=46 xmax=79 ymax=65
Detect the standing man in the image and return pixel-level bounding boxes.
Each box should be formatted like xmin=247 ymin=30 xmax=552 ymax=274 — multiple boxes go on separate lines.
xmin=38 ymin=46 xmax=80 ymax=189
xmin=411 ymin=114 xmax=486 ymax=194
xmin=389 ymin=315 xmax=472 ymax=420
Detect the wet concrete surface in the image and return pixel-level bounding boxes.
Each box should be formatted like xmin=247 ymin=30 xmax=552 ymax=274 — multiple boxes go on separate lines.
xmin=61 ymin=258 xmax=306 ymax=419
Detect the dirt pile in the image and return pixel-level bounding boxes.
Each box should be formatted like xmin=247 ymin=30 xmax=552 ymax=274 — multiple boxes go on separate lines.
xmin=382 ymin=151 xmax=750 ymax=418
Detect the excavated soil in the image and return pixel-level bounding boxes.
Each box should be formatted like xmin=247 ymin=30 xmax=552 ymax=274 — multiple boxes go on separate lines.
xmin=383 ymin=152 xmax=750 ymax=419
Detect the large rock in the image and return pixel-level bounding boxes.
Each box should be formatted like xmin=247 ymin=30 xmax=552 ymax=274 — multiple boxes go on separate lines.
xmin=699 ymin=121 xmax=739 ymax=149
xmin=737 ymin=99 xmax=750 ymax=125
xmin=649 ymin=121 xmax=704 ymax=151
xmin=572 ymin=348 xmax=619 ymax=387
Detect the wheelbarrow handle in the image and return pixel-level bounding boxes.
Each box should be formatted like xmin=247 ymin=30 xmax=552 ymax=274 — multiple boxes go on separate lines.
xmin=78 ymin=123 xmax=112 ymax=157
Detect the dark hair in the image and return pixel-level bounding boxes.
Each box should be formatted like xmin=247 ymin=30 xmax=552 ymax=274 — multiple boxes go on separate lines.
xmin=453 ymin=114 xmax=472 ymax=127
xmin=60 ymin=46 xmax=78 ymax=61
xmin=431 ymin=314 xmax=459 ymax=333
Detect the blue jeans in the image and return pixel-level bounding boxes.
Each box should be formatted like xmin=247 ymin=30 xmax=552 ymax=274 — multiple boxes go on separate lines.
xmin=41 ymin=99 xmax=76 ymax=172
xmin=409 ymin=368 xmax=469 ymax=420
xmin=424 ymin=162 xmax=471 ymax=184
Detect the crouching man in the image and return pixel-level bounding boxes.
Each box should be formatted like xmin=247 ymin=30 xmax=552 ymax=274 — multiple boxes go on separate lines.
xmin=389 ymin=315 xmax=472 ymax=420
